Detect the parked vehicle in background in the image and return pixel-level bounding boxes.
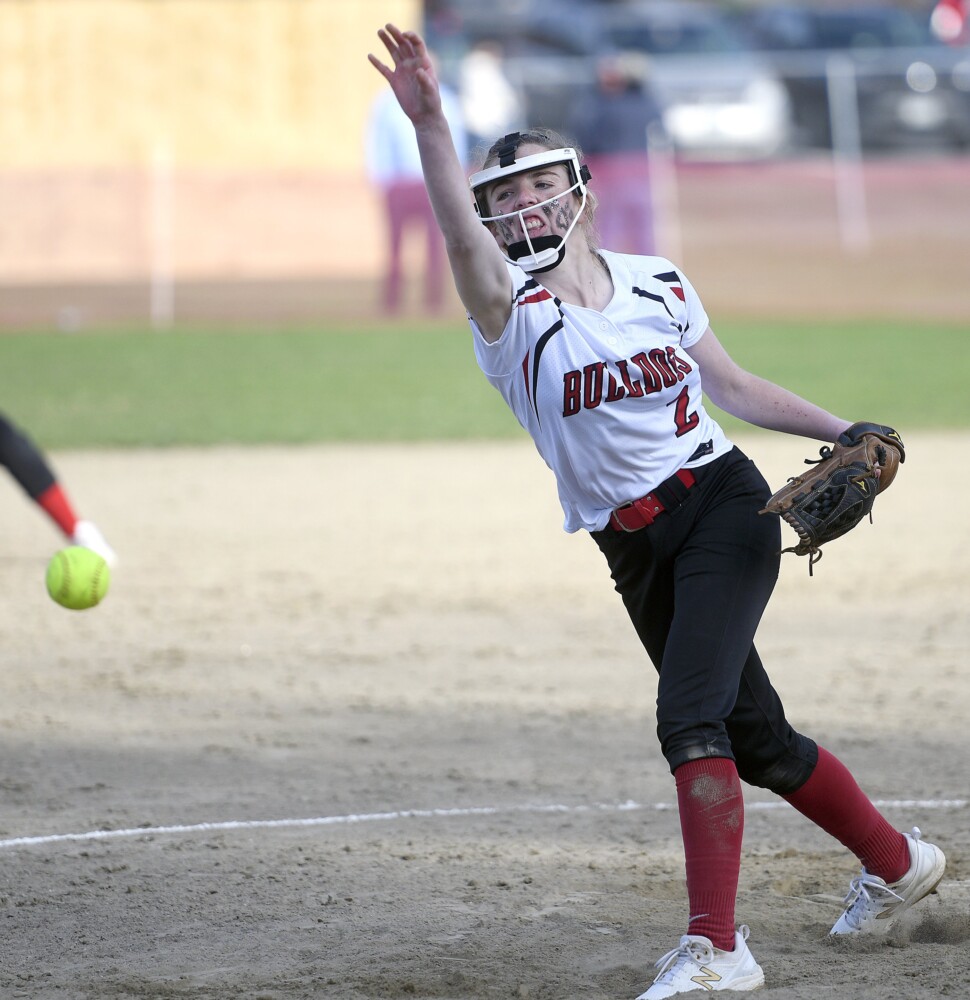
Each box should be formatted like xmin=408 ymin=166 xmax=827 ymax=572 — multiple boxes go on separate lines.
xmin=596 ymin=1 xmax=793 ymax=159
xmin=425 ymin=0 xmax=793 ymax=161
xmin=425 ymin=0 xmax=606 ymax=141
xmin=737 ymin=3 xmax=970 ymax=152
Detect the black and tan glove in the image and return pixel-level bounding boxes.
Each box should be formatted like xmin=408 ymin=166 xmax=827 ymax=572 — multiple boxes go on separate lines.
xmin=759 ymin=422 xmax=904 ymax=573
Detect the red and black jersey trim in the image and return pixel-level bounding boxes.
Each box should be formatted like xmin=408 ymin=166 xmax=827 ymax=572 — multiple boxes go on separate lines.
xmin=654 ymin=271 xmax=687 ymax=302
xmin=633 ymin=269 xmax=689 ymax=334
xmin=514 ymin=276 xmax=555 ymax=307
xmin=515 ymin=281 xmax=564 ymax=428
xmin=653 ymin=270 xmax=686 ymax=301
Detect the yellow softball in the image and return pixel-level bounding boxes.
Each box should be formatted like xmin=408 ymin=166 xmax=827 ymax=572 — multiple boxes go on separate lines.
xmin=45 ymin=546 xmax=111 ymax=611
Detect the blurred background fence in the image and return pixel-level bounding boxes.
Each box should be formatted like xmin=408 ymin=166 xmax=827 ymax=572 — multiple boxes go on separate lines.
xmin=1 ymin=0 xmax=968 ymax=329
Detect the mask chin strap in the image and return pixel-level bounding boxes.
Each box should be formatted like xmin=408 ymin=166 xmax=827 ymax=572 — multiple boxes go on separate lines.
xmin=496 ymin=181 xmax=589 ymax=274
xmin=507 ymin=235 xmax=565 ymax=274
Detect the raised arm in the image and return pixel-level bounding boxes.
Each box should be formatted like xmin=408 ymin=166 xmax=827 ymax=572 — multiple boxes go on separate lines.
xmin=368 ymin=25 xmax=513 ymax=338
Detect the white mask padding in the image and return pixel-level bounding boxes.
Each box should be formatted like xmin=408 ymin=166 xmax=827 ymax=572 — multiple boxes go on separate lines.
xmin=477 ymin=181 xmax=588 ymax=273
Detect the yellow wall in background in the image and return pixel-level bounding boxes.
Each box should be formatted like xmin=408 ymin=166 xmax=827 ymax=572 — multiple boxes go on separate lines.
xmin=0 ymin=0 xmax=420 ymax=169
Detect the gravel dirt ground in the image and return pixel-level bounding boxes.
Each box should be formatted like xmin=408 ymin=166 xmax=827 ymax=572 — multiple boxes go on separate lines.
xmin=1 ymin=434 xmax=967 ymax=999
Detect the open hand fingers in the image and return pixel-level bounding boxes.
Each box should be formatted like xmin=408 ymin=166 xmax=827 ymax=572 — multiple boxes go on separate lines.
xmin=369 ymin=25 xmax=409 ymax=82
xmin=367 ymin=51 xmax=392 ymax=82
xmin=369 ymin=23 xmax=437 ymax=115
xmin=377 ymin=24 xmax=419 ymax=62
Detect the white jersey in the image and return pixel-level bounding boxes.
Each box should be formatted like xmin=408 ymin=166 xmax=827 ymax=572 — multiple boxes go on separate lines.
xmin=470 ymin=251 xmax=733 ymax=533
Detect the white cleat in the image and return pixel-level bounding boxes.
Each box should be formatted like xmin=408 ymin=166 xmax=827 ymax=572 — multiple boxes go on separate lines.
xmin=70 ymin=519 xmax=118 ymax=567
xmin=636 ymin=926 xmax=765 ymax=998
xmin=830 ymin=827 xmax=946 ymax=935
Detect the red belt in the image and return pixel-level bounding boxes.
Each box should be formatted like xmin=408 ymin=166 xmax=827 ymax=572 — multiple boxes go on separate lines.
xmin=610 ymin=468 xmax=697 ymax=532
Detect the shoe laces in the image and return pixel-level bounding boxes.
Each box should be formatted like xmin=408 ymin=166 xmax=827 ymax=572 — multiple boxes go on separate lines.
xmin=840 ymin=827 xmax=924 ymax=929
xmin=654 ymin=938 xmax=715 ymax=980
xmin=652 ymin=926 xmax=748 ymax=982
xmin=840 ymin=872 xmax=905 ymax=929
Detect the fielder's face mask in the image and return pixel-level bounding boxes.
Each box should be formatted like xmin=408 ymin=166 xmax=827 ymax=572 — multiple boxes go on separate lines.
xmin=469 ymin=133 xmax=592 ymax=274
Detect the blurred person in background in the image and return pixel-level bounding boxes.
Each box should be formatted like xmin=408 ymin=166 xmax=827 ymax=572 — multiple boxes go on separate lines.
xmin=1 ymin=411 xmax=116 ymax=565
xmin=365 ymin=56 xmax=468 ymax=315
xmin=571 ymin=53 xmax=662 ymax=256
xmin=459 ymin=40 xmax=526 ymax=152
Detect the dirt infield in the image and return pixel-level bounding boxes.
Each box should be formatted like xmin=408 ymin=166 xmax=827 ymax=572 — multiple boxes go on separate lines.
xmin=0 ymin=435 xmax=967 ymax=998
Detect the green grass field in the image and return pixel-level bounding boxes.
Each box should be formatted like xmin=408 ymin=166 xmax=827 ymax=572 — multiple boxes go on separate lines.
xmin=1 ymin=318 xmax=966 ymax=448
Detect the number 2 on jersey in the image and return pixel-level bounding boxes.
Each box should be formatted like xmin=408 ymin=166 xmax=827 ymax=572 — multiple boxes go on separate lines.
xmin=668 ymin=386 xmax=699 ymax=437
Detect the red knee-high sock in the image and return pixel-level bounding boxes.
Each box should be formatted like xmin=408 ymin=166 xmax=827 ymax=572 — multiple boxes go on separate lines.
xmin=35 ymin=483 xmax=78 ymax=536
xmin=783 ymin=746 xmax=909 ymax=882
xmin=674 ymin=757 xmax=744 ymax=951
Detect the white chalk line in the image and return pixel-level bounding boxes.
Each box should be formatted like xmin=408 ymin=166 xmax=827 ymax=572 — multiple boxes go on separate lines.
xmin=0 ymin=797 xmax=965 ymax=851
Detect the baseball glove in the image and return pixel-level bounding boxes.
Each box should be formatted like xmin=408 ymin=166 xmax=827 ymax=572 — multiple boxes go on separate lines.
xmin=759 ymin=422 xmax=905 ymax=573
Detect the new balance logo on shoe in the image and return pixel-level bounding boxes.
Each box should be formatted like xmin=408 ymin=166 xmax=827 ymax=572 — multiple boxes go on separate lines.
xmin=691 ymin=967 xmax=722 ymax=989
xmin=635 ymin=926 xmax=764 ymax=998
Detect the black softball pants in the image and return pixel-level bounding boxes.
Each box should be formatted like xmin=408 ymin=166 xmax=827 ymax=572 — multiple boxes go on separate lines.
xmin=0 ymin=412 xmax=56 ymax=499
xmin=592 ymin=447 xmax=818 ymax=794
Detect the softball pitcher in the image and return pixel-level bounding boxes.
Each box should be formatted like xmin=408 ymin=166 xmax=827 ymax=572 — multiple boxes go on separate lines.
xmin=369 ymin=24 xmax=945 ymax=998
